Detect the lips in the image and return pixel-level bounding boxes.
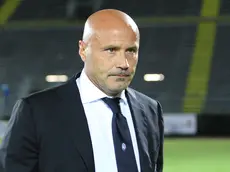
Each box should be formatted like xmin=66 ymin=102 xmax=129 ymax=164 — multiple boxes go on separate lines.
xmin=109 ymin=74 xmax=130 ymax=77
xmin=116 ymin=74 xmax=129 ymax=77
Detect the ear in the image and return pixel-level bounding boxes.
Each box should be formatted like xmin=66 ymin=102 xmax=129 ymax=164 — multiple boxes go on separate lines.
xmin=78 ymin=40 xmax=87 ymax=62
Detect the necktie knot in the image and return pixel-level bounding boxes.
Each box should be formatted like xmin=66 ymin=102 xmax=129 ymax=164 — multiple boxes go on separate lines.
xmin=102 ymin=97 xmax=121 ymax=114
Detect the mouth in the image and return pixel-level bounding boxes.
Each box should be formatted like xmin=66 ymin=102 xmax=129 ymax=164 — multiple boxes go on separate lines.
xmin=115 ymin=74 xmax=130 ymax=77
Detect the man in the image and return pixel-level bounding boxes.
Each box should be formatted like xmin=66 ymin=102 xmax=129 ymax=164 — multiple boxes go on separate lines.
xmin=0 ymin=9 xmax=164 ymax=172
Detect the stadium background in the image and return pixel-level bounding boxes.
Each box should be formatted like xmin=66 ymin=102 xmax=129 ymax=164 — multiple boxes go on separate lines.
xmin=0 ymin=0 xmax=230 ymax=171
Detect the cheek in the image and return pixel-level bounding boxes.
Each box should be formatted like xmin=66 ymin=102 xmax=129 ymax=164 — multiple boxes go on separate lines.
xmin=98 ymin=54 xmax=115 ymax=70
xmin=88 ymin=51 xmax=102 ymax=68
xmin=128 ymin=56 xmax=138 ymax=68
xmin=90 ymin=54 xmax=112 ymax=76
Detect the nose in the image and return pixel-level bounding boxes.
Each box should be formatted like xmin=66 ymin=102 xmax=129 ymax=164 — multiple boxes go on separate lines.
xmin=117 ymin=53 xmax=129 ymax=70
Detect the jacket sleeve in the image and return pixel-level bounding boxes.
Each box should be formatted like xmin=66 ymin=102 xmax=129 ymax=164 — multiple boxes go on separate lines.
xmin=156 ymin=101 xmax=164 ymax=172
xmin=0 ymin=99 xmax=39 ymax=172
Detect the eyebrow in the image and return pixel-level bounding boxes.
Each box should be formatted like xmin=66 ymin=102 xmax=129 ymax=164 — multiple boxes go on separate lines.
xmin=126 ymin=46 xmax=138 ymax=51
xmin=101 ymin=45 xmax=138 ymax=50
xmin=102 ymin=45 xmax=120 ymax=50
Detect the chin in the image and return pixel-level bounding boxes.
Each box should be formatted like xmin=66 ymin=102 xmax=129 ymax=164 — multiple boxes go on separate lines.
xmin=106 ymin=81 xmax=130 ymax=94
xmin=110 ymin=85 xmax=128 ymax=93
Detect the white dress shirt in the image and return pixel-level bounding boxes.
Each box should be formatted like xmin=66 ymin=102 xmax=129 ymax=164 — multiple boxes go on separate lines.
xmin=76 ymin=70 xmax=141 ymax=172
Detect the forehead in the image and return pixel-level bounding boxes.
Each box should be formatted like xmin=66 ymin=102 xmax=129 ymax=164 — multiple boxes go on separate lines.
xmin=92 ymin=27 xmax=139 ymax=47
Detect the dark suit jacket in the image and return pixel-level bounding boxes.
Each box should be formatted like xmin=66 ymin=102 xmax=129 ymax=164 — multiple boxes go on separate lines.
xmin=0 ymin=73 xmax=164 ymax=172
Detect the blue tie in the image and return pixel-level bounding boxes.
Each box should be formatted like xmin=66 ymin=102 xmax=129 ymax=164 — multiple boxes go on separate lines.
xmin=102 ymin=97 xmax=138 ymax=172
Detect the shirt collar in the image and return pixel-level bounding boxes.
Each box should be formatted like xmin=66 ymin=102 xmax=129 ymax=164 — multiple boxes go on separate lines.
xmin=77 ymin=69 xmax=127 ymax=104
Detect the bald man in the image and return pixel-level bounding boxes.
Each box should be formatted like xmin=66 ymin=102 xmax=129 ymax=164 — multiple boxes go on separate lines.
xmin=0 ymin=9 xmax=164 ymax=172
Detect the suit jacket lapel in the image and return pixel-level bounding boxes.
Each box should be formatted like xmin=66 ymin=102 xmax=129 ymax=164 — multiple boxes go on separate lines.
xmin=57 ymin=73 xmax=95 ymax=172
xmin=126 ymin=88 xmax=153 ymax=172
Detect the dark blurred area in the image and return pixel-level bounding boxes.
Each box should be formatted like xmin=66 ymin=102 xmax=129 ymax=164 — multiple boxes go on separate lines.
xmin=0 ymin=0 xmax=230 ymax=171
xmin=10 ymin=0 xmax=202 ymax=20
xmin=0 ymin=0 xmax=230 ymax=115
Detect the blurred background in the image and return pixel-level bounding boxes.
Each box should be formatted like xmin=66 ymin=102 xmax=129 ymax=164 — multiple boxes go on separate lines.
xmin=0 ymin=0 xmax=230 ymax=171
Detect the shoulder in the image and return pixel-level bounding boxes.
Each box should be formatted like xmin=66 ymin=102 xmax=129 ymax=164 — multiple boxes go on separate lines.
xmin=126 ymin=87 xmax=163 ymax=121
xmin=10 ymin=83 xmax=71 ymax=124
xmin=20 ymin=82 xmax=69 ymax=108
xmin=127 ymin=87 xmax=164 ymax=135
xmin=23 ymin=86 xmax=59 ymax=103
xmin=127 ymin=87 xmax=160 ymax=108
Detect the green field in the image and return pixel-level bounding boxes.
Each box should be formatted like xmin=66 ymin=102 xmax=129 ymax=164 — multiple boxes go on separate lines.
xmin=164 ymin=138 xmax=230 ymax=172
xmin=0 ymin=138 xmax=229 ymax=171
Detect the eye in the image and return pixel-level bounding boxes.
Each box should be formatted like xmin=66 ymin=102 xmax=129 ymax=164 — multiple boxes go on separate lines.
xmin=126 ymin=48 xmax=137 ymax=54
xmin=105 ymin=47 xmax=117 ymax=53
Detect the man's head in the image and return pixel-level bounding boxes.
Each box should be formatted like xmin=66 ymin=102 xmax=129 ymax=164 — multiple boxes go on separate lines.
xmin=79 ymin=9 xmax=140 ymax=96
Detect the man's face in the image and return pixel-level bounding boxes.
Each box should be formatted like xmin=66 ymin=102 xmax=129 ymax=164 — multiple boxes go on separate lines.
xmin=79 ymin=27 xmax=139 ymax=96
